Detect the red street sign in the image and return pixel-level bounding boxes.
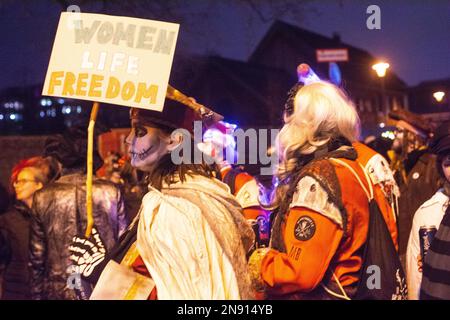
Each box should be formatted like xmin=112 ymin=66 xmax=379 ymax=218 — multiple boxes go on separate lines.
xmin=316 ymin=49 xmax=349 ymax=62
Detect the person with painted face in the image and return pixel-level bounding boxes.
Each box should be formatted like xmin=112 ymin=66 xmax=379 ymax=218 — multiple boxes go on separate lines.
xmin=69 ymin=98 xmax=255 ymax=300
xmin=406 ymin=121 xmax=450 ymax=300
xmin=0 ymin=156 xmax=59 ymax=299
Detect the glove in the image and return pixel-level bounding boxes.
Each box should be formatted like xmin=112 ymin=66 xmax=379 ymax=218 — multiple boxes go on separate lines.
xmin=69 ymin=227 xmax=108 ymax=284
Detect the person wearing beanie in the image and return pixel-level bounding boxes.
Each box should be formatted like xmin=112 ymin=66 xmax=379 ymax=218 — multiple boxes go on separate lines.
xmin=28 ymin=125 xmax=127 ymax=300
xmin=406 ymin=121 xmax=450 ymax=300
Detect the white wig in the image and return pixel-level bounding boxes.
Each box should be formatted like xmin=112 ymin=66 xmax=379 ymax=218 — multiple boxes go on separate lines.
xmin=276 ymin=81 xmax=360 ymax=176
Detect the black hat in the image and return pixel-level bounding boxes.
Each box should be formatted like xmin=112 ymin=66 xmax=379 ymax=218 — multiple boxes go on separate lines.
xmin=130 ymin=99 xmax=202 ymax=135
xmin=430 ymin=121 xmax=450 ymax=155
xmin=131 ymin=86 xmax=223 ymax=135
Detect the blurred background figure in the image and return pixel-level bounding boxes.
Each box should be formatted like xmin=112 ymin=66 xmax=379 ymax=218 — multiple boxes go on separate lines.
xmin=388 ymin=109 xmax=441 ymax=268
xmin=0 ymin=184 xmax=11 ymax=215
xmin=99 ymin=152 xmax=124 ymax=185
xmin=365 ymin=135 xmax=394 ymax=162
xmin=0 ymin=156 xmax=59 ymax=300
xmin=0 ymin=185 xmax=12 ymax=300
xmin=97 ymin=152 xmax=145 ymax=223
xmin=198 ymin=121 xmax=271 ymax=248
xmin=407 ymin=121 xmax=450 ymax=300
xmin=29 ymin=125 xmax=127 ymax=300
xmin=0 ymin=227 xmax=11 ymax=300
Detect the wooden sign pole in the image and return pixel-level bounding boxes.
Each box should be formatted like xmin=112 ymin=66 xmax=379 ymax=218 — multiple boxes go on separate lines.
xmin=85 ymin=102 xmax=100 ymax=237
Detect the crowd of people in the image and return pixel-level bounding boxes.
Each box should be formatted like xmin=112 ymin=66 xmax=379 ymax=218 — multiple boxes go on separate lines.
xmin=0 ymin=76 xmax=449 ymax=300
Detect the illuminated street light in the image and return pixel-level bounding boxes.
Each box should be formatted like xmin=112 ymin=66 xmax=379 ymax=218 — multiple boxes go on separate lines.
xmin=372 ymin=62 xmax=390 ymax=78
xmin=433 ymin=91 xmax=445 ymax=103
xmin=372 ymin=61 xmax=390 ymax=117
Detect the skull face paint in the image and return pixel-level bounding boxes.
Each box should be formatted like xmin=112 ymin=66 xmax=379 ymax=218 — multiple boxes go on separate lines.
xmin=125 ymin=120 xmax=170 ymax=172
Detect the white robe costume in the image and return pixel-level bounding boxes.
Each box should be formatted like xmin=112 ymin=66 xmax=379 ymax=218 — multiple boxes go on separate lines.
xmin=137 ymin=176 xmax=253 ymax=300
xmin=91 ymin=174 xmax=255 ymax=300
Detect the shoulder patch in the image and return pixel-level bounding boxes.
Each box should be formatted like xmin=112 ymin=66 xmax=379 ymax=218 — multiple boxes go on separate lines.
xmin=294 ymin=216 xmax=316 ymax=241
xmin=291 ymin=176 xmax=343 ymax=229
xmin=364 ymin=153 xmax=400 ymax=198
xmin=365 ymin=154 xmax=393 ymax=183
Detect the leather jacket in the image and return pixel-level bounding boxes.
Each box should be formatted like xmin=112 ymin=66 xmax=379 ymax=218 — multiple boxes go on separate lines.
xmin=29 ymin=171 xmax=127 ymax=300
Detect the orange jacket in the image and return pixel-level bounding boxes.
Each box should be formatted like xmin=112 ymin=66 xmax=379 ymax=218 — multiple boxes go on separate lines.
xmin=261 ymin=147 xmax=399 ymax=298
xmin=220 ymin=166 xmax=253 ymax=196
xmin=221 ymin=167 xmax=270 ymax=244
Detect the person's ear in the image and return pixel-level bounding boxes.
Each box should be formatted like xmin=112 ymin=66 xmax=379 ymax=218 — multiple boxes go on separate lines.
xmin=166 ymin=131 xmax=184 ymax=152
xmin=36 ymin=182 xmax=44 ymax=191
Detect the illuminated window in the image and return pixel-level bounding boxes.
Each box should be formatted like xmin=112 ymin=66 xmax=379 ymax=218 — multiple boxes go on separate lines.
xmin=62 ymin=106 xmax=73 ymax=114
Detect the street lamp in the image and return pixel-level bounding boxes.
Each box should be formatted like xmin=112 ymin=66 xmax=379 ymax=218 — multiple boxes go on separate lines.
xmin=372 ymin=62 xmax=390 ymax=116
xmin=372 ymin=62 xmax=390 ymax=77
xmin=433 ymin=91 xmax=445 ymax=103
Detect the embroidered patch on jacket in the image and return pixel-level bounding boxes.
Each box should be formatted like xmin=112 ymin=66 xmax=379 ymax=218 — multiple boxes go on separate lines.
xmin=294 ymin=216 xmax=316 ymax=241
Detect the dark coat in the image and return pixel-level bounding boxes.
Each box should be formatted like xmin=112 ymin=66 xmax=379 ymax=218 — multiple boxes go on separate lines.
xmin=29 ymin=172 xmax=127 ymax=300
xmin=397 ymin=151 xmax=441 ymax=262
xmin=0 ymin=202 xmax=32 ymax=300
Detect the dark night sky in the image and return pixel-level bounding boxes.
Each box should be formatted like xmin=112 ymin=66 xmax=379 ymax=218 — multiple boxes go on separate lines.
xmin=0 ymin=0 xmax=449 ymax=91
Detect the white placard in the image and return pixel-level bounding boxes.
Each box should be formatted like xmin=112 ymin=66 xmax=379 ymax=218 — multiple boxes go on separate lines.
xmin=43 ymin=12 xmax=180 ymax=111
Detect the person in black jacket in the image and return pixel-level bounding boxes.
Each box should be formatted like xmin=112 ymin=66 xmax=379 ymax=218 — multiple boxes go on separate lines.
xmin=0 ymin=157 xmax=59 ymax=300
xmin=387 ymin=110 xmax=441 ymax=268
xmin=0 ymin=184 xmax=12 ymax=299
xmin=29 ymin=126 xmax=128 ymax=300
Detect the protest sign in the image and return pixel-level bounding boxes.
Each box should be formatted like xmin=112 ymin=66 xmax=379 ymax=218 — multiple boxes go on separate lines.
xmin=43 ymin=12 xmax=179 ymax=111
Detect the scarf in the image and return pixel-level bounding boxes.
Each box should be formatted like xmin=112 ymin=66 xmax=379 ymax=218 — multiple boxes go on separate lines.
xmin=420 ymin=181 xmax=450 ymax=299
